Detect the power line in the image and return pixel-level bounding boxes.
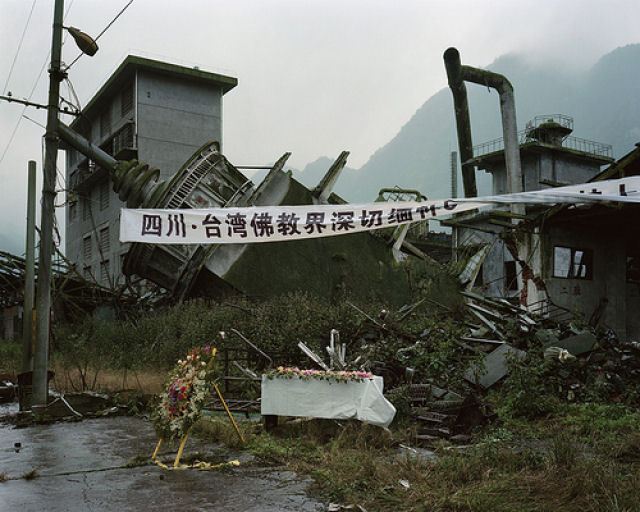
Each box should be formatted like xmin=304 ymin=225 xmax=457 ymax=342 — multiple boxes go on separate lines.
xmin=64 ymin=0 xmax=134 ymax=71
xmin=22 ymin=114 xmax=46 ymax=129
xmin=0 ymin=0 xmax=75 ymax=169
xmin=2 ymin=0 xmax=38 ymax=95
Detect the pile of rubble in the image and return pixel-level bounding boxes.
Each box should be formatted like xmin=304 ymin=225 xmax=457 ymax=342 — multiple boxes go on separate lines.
xmin=211 ymin=290 xmax=640 ymax=444
xmin=351 ymin=291 xmax=640 ymax=444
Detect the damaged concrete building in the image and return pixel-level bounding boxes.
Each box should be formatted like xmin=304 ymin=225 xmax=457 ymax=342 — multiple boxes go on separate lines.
xmin=58 ymin=57 xmax=421 ymax=306
xmin=444 ymin=47 xmax=640 ymax=341
xmin=64 ymin=55 xmax=238 ymax=287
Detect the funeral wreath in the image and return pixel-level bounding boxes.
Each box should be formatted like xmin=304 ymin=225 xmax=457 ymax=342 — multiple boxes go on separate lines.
xmin=152 ymin=344 xmax=217 ymax=440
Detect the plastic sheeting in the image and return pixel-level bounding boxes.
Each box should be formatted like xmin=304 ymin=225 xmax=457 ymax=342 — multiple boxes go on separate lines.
xmin=261 ymin=375 xmax=396 ymax=428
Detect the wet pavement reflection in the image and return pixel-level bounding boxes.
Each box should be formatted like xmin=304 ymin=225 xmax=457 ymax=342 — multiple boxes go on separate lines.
xmin=0 ymin=403 xmax=324 ymax=511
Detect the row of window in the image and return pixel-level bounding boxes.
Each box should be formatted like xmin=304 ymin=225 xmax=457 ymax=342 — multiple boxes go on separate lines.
xmin=100 ymin=83 xmax=133 ymax=139
xmin=83 ymin=226 xmax=110 ymax=262
xmin=69 ymin=181 xmax=111 ymax=223
xmin=82 ymin=252 xmax=127 ymax=286
xmin=67 ymin=83 xmax=133 ymax=169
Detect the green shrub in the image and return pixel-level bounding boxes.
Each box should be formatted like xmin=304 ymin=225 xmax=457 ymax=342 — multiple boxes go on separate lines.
xmin=0 ymin=339 xmax=22 ymax=375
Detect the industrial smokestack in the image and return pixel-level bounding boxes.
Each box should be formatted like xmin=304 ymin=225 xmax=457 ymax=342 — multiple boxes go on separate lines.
xmin=443 ymin=47 xmax=524 ymax=201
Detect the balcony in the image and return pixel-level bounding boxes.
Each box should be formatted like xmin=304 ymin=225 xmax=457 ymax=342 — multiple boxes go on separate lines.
xmin=70 ymin=121 xmax=137 ymax=191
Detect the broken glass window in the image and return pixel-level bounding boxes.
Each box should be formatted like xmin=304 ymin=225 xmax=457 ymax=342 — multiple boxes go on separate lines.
xmin=553 ymin=246 xmax=592 ymax=280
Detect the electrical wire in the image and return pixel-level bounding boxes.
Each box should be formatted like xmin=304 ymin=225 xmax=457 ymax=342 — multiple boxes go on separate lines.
xmin=64 ymin=77 xmax=82 ymax=111
xmin=64 ymin=0 xmax=134 ymax=71
xmin=22 ymin=114 xmax=46 ymax=129
xmin=0 ymin=0 xmax=75 ymax=168
xmin=2 ymin=0 xmax=38 ymax=95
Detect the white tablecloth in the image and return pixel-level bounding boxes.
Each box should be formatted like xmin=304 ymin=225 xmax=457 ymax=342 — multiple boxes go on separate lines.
xmin=260 ymin=375 xmax=396 ymax=428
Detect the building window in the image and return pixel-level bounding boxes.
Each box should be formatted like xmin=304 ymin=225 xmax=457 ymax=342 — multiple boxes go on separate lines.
xmin=69 ymin=201 xmax=77 ymax=222
xmin=504 ymin=261 xmax=518 ymax=291
xmin=121 ymin=83 xmax=133 ymax=117
xmin=83 ymin=265 xmax=92 ymax=279
xmin=553 ymin=246 xmax=593 ymax=279
xmin=100 ymin=259 xmax=110 ymax=284
xmin=99 ymin=226 xmax=110 ymax=253
xmin=100 ymin=180 xmax=110 ymax=210
xmin=82 ymin=195 xmax=91 ymax=221
xmin=83 ymin=235 xmax=92 ymax=262
xmin=100 ymin=108 xmax=111 ymax=139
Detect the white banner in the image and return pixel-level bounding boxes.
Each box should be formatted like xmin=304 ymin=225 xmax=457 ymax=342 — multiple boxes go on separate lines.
xmin=120 ymin=177 xmax=640 ymax=245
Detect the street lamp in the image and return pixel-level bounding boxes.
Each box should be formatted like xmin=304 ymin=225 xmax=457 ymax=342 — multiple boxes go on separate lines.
xmin=32 ymin=0 xmax=98 ymax=410
xmin=66 ymin=26 xmax=99 ymax=57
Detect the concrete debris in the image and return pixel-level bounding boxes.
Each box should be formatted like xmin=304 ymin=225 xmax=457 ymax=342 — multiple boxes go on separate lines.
xmin=387 ymin=383 xmax=490 ymax=445
xmin=464 ymin=343 xmax=527 ymax=389
xmin=544 ymin=332 xmax=597 ymax=356
xmin=30 ymin=391 xmax=121 ymax=423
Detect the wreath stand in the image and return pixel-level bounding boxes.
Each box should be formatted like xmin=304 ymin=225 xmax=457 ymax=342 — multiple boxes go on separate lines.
xmin=152 ymin=381 xmax=245 ymax=469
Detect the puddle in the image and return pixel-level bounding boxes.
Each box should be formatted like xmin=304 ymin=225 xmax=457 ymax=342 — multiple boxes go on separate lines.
xmin=0 ymin=412 xmax=325 ymax=511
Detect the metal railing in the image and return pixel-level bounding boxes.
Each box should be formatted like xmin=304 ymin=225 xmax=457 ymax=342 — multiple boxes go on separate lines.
xmin=472 ymin=130 xmax=613 ymax=160
xmin=525 ymin=114 xmax=573 ymax=132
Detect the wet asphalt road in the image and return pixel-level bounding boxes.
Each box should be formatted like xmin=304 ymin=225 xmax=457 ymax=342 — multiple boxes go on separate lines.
xmin=0 ymin=403 xmax=324 ymax=512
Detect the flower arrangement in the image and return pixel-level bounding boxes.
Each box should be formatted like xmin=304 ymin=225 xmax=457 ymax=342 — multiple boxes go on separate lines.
xmin=266 ymin=366 xmax=373 ymax=382
xmin=152 ymin=344 xmax=217 ymax=440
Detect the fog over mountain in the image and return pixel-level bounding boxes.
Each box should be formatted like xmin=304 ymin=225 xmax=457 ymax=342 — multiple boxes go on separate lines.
xmin=296 ymin=44 xmax=640 ymax=203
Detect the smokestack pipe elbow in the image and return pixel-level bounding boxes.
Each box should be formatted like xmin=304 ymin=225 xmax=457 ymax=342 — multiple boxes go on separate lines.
xmin=443 ymin=47 xmax=460 ymax=65
xmin=443 ymin=47 xmax=462 ymax=85
xmin=460 ymin=65 xmax=513 ymax=95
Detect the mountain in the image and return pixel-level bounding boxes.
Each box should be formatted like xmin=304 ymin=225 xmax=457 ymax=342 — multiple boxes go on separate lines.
xmin=292 ymin=156 xmax=358 ymax=190
xmin=326 ymin=44 xmax=640 ymax=203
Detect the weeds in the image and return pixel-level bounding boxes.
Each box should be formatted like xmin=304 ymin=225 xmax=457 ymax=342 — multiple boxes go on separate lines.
xmin=21 ymin=469 xmax=38 ymax=480
xmin=123 ymin=455 xmax=150 ymax=468
xmin=209 ymin=415 xmax=640 ymax=512
xmin=0 ymin=340 xmax=21 ymax=376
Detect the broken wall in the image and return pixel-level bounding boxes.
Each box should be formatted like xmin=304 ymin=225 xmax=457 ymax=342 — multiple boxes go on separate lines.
xmin=543 ymin=221 xmax=630 ymax=339
xmin=456 ymin=222 xmax=518 ymax=299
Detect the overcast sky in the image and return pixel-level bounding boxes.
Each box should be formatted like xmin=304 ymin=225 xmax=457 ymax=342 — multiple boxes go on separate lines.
xmin=1 ymin=0 xmax=639 ymax=254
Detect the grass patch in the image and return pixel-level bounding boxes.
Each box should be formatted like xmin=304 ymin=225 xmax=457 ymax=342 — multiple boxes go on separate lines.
xmin=191 ymin=414 xmax=640 ymax=512
xmin=123 ymin=455 xmax=150 ymax=468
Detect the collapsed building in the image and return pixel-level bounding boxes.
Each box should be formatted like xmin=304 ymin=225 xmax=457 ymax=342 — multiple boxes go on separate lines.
xmin=59 ymin=55 xmax=441 ymax=306
xmin=59 ymin=124 xmax=428 ymax=306
xmin=443 ymin=47 xmax=640 ymax=342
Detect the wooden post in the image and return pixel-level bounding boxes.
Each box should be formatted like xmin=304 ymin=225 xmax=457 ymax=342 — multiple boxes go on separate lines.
xmin=174 ymin=434 xmax=189 ymax=468
xmin=152 ymin=438 xmax=163 ymax=460
xmin=213 ymin=382 xmax=245 ymax=443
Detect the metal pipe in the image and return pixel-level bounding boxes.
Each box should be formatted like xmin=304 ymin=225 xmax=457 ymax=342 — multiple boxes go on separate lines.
xmin=58 ymin=122 xmax=165 ymax=208
xmin=57 ymin=122 xmax=118 ymax=171
xmin=444 ymin=48 xmax=477 ymax=198
xmin=443 ymin=47 xmax=524 ymax=199
xmin=459 ymin=61 xmax=523 ymax=197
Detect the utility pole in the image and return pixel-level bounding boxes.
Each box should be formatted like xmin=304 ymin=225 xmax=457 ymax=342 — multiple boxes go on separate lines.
xmin=33 ymin=0 xmax=65 ymax=406
xmin=22 ymin=161 xmax=36 ymax=375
